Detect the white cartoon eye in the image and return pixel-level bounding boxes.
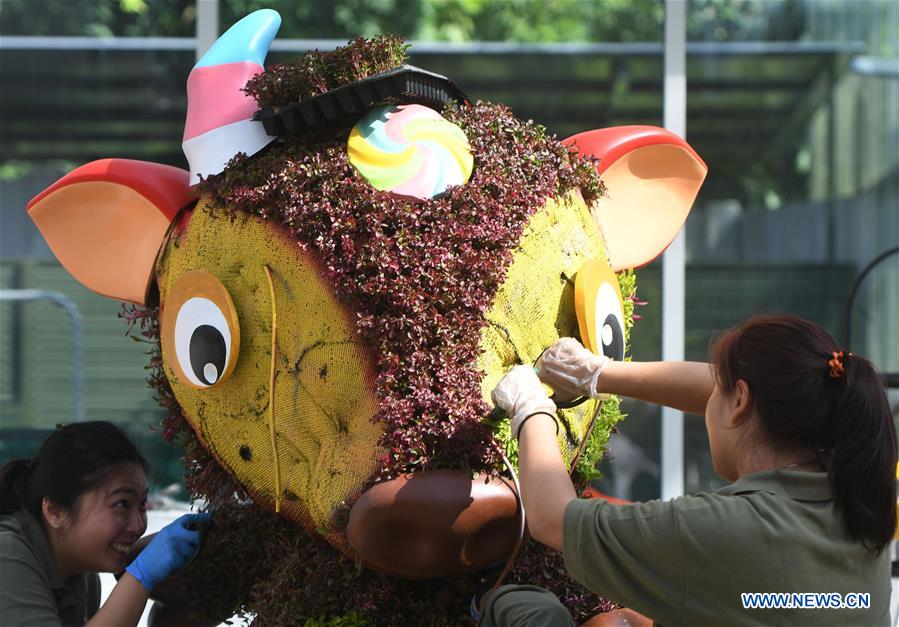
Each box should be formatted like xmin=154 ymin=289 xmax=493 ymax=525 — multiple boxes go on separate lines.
xmin=594 ymin=282 xmax=625 ymax=362
xmin=174 ymin=298 xmax=233 ymax=387
xmin=575 ymin=259 xmax=626 ymax=362
xmin=162 ymin=271 xmax=240 ymax=389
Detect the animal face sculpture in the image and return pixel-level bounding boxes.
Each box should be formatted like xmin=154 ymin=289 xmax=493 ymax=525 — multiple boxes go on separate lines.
xmin=27 ymin=9 xmax=706 ymax=584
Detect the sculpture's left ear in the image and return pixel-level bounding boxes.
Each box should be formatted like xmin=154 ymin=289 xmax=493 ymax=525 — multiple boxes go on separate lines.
xmin=563 ymin=126 xmax=707 ymax=271
xmin=27 ymin=159 xmax=194 ymax=304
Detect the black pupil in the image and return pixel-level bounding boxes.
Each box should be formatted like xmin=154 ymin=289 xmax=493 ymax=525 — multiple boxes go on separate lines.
xmin=602 ymin=314 xmax=624 ymax=361
xmin=189 ymin=325 xmax=227 ymax=385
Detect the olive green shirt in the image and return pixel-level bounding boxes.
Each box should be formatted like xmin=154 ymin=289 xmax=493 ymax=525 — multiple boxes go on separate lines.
xmin=0 ymin=509 xmax=100 ymax=627
xmin=564 ymin=469 xmax=890 ymax=626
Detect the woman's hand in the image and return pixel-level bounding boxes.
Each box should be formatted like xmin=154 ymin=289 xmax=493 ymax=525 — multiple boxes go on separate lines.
xmin=125 ymin=512 xmax=211 ymax=592
xmin=492 ymin=365 xmax=572 ymax=551
xmin=491 ymin=365 xmax=557 ymax=439
xmin=540 ymin=338 xmax=715 ymax=415
xmin=537 ymin=338 xmax=609 ymax=401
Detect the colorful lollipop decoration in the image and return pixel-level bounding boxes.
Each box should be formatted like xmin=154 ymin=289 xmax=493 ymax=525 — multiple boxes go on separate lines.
xmin=348 ymin=104 xmax=474 ymax=200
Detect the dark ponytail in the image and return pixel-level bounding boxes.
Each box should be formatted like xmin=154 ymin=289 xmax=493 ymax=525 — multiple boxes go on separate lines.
xmin=711 ymin=314 xmax=897 ymax=553
xmin=0 ymin=421 xmax=148 ymax=519
xmin=830 ymin=353 xmax=896 ymax=552
xmin=0 ymin=458 xmax=37 ymax=516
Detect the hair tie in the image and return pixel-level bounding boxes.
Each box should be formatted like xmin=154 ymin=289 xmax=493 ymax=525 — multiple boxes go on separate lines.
xmin=827 ymin=351 xmax=846 ymax=379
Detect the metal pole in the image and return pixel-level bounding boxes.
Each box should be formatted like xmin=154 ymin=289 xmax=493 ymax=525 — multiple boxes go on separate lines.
xmin=826 ymin=61 xmax=836 ymax=262
xmin=0 ymin=289 xmax=85 ymax=422
xmin=195 ymin=0 xmax=220 ymax=61
xmin=662 ymin=0 xmax=687 ymax=500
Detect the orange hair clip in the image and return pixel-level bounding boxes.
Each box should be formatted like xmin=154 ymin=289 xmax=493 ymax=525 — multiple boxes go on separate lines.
xmin=827 ymin=351 xmax=846 ymax=379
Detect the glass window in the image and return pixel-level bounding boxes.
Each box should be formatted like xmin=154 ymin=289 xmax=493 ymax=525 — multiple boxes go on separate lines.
xmin=683 ymin=0 xmax=899 ymax=493
xmin=1 ymin=16 xmax=193 ymax=494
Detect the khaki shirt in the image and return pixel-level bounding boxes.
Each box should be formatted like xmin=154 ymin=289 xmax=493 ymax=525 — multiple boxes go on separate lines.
xmin=564 ymin=470 xmax=890 ymax=626
xmin=0 ymin=509 xmax=100 ymax=627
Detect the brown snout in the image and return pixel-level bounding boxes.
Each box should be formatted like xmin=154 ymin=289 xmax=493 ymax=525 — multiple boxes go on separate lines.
xmin=347 ymin=469 xmax=521 ymax=579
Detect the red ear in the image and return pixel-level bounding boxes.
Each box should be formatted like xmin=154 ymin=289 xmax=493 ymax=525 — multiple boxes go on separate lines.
xmin=563 ymin=126 xmax=707 ymax=271
xmin=27 ymin=159 xmax=195 ymax=304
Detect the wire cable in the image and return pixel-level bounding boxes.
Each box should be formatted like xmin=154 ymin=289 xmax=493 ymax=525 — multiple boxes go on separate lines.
xmin=475 ymin=400 xmax=604 ymax=625
xmin=474 ymin=451 xmax=525 ymax=627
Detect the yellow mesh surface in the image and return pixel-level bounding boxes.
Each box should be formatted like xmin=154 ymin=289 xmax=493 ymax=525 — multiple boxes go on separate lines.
xmin=156 ymin=198 xmax=381 ymax=544
xmin=477 ymin=190 xmax=612 ymax=462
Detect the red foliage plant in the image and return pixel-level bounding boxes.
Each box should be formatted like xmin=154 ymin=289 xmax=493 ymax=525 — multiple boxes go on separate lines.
xmin=201 ymin=101 xmax=604 ymax=484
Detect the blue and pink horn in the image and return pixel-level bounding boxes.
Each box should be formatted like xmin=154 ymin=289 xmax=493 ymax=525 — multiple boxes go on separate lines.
xmin=182 ymin=9 xmax=281 ymax=185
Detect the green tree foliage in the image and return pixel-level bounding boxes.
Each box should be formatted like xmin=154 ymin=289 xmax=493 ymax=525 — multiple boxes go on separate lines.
xmin=411 ymin=0 xmax=663 ymax=43
xmin=218 ymin=0 xmax=664 ymax=42
xmin=688 ymin=0 xmax=805 ymax=41
xmin=0 ymin=0 xmax=196 ymax=37
xmin=220 ymin=0 xmax=804 ymax=43
xmin=3 ymin=0 xmax=805 ymax=44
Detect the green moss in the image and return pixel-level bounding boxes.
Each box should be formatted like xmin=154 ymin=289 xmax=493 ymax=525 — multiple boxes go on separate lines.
xmin=569 ymin=268 xmax=639 ymax=482
xmin=303 ymin=613 xmax=367 ymax=627
xmin=490 ymin=270 xmax=637 ymax=486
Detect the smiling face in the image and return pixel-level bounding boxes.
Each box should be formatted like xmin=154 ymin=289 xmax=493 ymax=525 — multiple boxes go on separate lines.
xmin=51 ymin=462 xmax=148 ymax=575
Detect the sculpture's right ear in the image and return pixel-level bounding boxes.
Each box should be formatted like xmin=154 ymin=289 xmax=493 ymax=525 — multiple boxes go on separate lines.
xmin=563 ymin=126 xmax=707 ymax=271
xmin=27 ymin=158 xmax=195 ymax=305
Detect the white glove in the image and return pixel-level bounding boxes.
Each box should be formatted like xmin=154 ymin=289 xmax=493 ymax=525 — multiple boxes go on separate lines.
xmin=537 ymin=337 xmax=609 ymax=401
xmin=491 ymin=365 xmax=558 ymax=439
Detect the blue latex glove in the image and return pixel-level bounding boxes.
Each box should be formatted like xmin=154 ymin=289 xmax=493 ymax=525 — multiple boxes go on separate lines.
xmin=126 ymin=511 xmax=212 ymax=591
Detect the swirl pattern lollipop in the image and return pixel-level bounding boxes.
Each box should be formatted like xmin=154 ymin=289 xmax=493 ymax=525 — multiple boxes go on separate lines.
xmin=348 ymin=104 xmax=474 ymax=200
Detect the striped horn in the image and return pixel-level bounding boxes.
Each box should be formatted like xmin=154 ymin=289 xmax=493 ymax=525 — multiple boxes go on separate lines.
xmin=182 ymin=9 xmax=281 ymax=185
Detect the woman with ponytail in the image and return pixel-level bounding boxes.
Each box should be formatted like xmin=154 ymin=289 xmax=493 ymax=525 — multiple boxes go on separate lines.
xmin=0 ymin=421 xmax=210 ymax=626
xmin=481 ymin=314 xmax=895 ymax=626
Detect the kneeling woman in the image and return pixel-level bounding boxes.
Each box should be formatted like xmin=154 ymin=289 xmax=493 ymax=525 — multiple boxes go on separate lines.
xmin=486 ymin=314 xmax=895 ymax=626
xmin=0 ymin=421 xmax=209 ymax=626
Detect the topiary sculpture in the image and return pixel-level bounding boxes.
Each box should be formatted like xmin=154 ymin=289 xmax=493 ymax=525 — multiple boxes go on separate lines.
xmin=26 ymin=9 xmax=706 ymax=626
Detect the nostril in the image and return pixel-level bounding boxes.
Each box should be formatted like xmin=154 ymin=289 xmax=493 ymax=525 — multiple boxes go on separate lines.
xmin=462 ymin=515 xmax=519 ymax=565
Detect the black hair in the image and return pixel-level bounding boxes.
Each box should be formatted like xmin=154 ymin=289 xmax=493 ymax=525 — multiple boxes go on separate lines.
xmin=0 ymin=421 xmax=148 ymax=520
xmin=711 ymin=314 xmax=897 ymax=553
